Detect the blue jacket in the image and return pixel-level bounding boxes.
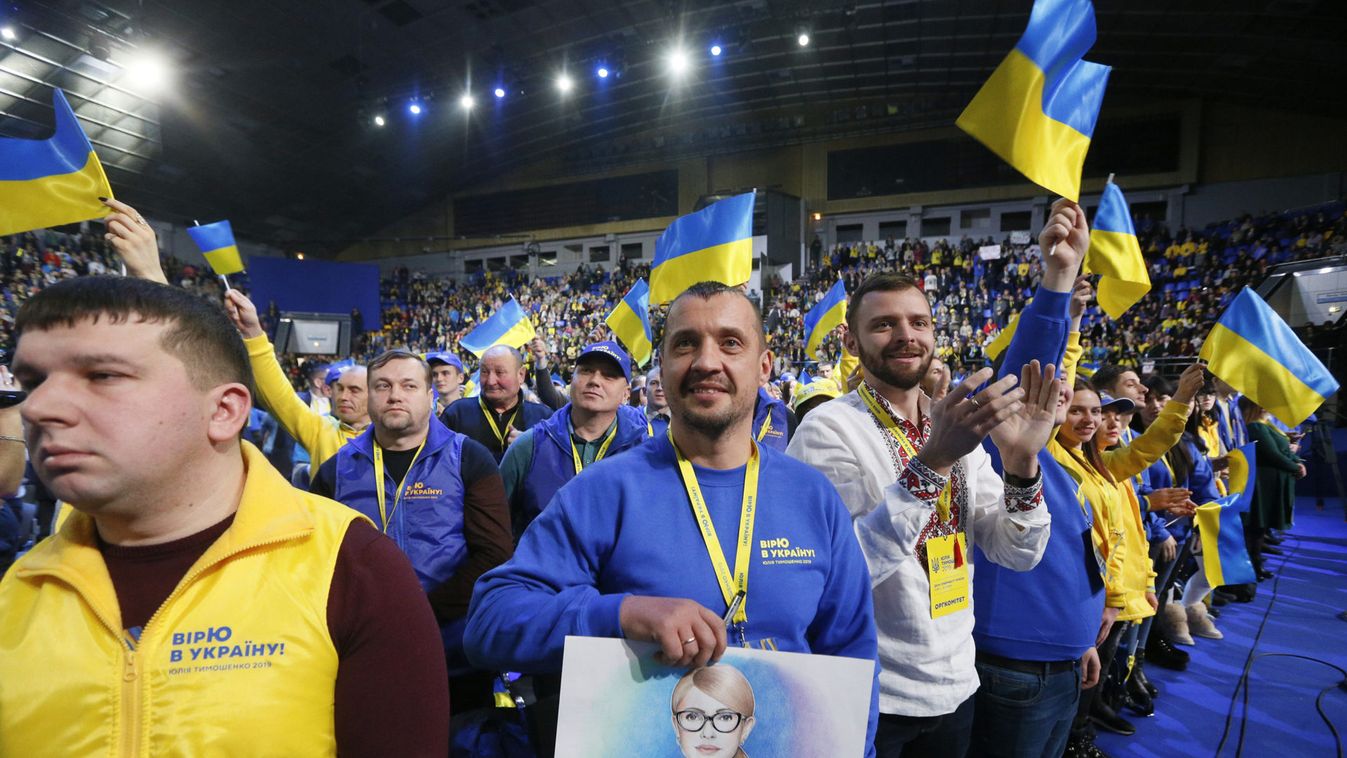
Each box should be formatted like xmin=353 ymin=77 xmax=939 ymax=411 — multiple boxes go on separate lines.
xmin=974 ymin=288 xmax=1105 ymax=661
xmin=1120 ymin=426 xmax=1171 ymax=543
xmin=1138 ymin=437 xmax=1222 ymax=541
xmin=753 ymin=387 xmax=790 ymax=452
xmin=330 ymin=417 xmax=467 ymax=593
xmin=516 ymin=404 xmax=650 ymax=533
xmin=441 ymin=393 xmax=552 ymax=462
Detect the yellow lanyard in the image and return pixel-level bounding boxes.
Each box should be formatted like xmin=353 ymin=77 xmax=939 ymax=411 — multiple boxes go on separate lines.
xmin=669 ymin=430 xmax=758 ymax=628
xmin=570 ymin=421 xmax=619 ymax=476
xmin=859 ymin=383 xmax=952 ymax=521
xmin=372 ymin=440 xmax=426 ymax=533
xmin=480 ymin=396 xmax=520 ymax=449
xmin=756 ymin=414 xmax=772 ymax=441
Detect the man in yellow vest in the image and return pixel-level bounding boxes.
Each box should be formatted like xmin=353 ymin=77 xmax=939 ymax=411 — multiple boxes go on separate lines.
xmin=0 ymin=276 xmax=449 ymax=756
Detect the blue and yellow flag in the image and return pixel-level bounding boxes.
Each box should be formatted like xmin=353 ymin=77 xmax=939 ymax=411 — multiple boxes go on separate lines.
xmin=459 ymin=297 xmax=536 ymax=357
xmin=186 ymin=220 xmax=246 ymax=275
xmin=1200 ymin=288 xmax=1339 ymax=427
xmin=0 ymin=89 xmax=114 ymax=237
xmin=1195 ymin=442 xmax=1257 ymax=587
xmin=955 ymin=0 xmax=1110 ymax=201
xmin=803 ymin=279 xmax=847 ymax=360
xmin=1085 ymin=181 xmax=1150 ymax=319
xmin=984 ymin=310 xmax=1022 ymax=361
xmin=605 ymin=278 xmax=653 ymax=367
xmin=650 ymin=192 xmax=754 ymax=304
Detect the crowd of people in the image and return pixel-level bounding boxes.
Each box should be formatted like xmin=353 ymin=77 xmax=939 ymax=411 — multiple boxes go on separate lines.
xmin=0 ymin=193 xmax=1340 ymax=758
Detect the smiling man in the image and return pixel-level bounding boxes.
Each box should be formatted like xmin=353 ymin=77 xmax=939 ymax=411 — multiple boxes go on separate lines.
xmin=499 ymin=341 xmax=651 ymax=538
xmin=465 ymin=281 xmax=879 ymax=756
xmin=440 ymin=345 xmax=553 ymax=462
xmin=0 ymin=277 xmax=447 ymax=756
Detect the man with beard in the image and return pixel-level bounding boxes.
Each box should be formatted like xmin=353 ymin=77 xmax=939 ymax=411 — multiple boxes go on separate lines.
xmin=310 ymin=350 xmax=513 ymax=714
xmin=787 ymin=271 xmax=1060 ymax=756
xmin=465 ymin=282 xmax=880 ymax=756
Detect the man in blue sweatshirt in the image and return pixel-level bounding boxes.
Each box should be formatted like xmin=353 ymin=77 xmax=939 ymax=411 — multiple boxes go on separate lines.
xmin=970 ymin=200 xmax=1105 ymax=758
xmin=465 ymin=281 xmax=879 ymax=755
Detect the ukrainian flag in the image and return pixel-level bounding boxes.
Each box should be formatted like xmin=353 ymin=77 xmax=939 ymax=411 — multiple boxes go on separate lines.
xmin=186 ymin=220 xmax=245 ymax=275
xmin=1200 ymin=288 xmax=1339 ymax=427
xmin=1196 ymin=442 xmax=1257 ymax=587
xmin=0 ymin=89 xmax=114 ymax=237
xmin=459 ymin=297 xmax=536 ymax=357
xmin=1085 ymin=181 xmax=1150 ymax=319
xmin=803 ymin=279 xmax=848 ymax=360
xmin=650 ymin=192 xmax=755 ymax=304
xmin=605 ymin=278 xmax=653 ymax=367
xmin=955 ymin=0 xmax=1110 ymax=201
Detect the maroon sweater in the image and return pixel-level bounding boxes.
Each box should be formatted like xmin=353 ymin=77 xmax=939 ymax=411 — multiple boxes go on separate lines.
xmin=100 ymin=515 xmax=450 ymax=757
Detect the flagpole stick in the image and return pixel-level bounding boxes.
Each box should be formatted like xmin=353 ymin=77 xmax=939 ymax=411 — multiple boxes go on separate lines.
xmin=220 ymin=274 xmax=232 ymax=293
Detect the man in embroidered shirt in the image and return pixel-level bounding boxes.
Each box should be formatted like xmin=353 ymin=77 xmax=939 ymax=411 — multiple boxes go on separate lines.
xmin=788 ymin=272 xmax=1059 ymax=757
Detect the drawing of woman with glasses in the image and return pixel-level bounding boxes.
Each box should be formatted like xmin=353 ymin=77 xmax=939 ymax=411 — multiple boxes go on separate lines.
xmin=670 ymin=665 xmax=757 ymax=758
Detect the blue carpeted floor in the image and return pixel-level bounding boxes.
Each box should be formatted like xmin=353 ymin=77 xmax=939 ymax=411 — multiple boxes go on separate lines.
xmin=1097 ymin=498 xmax=1347 ymax=757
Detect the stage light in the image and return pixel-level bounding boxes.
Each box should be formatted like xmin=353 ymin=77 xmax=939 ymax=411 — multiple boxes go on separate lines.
xmin=667 ymin=48 xmax=689 ymax=76
xmin=710 ymin=44 xmax=722 ymax=57
xmin=124 ymin=51 xmax=171 ymax=93
xmin=596 ymin=66 xmax=609 ymax=79
xmin=408 ymin=101 xmax=423 ymax=115
xmin=459 ymin=93 xmax=475 ymax=111
xmin=494 ymin=87 xmax=506 ymax=99
xmin=296 ymin=253 xmax=305 ymax=260
xmin=373 ymin=114 xmax=386 ymax=127
xmin=797 ymin=32 xmax=810 ymax=47
xmin=1 ymin=26 xmax=16 ymax=42
xmin=556 ymin=73 xmax=573 ymax=93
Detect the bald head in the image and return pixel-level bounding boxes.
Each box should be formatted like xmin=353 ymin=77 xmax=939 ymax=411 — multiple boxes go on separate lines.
xmin=480 ymin=344 xmax=528 ymax=409
xmin=481 ymin=344 xmax=526 ymax=369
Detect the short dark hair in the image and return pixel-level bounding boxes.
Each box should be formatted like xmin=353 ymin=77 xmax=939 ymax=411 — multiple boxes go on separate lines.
xmin=1141 ymin=374 xmax=1175 ymax=399
xmin=662 ymin=281 xmax=766 ymax=350
xmin=15 ymin=276 xmax=252 ymax=394
xmin=1090 ymin=364 xmax=1136 ymax=395
xmin=367 ymin=349 xmax=432 ymax=385
xmin=845 ymin=273 xmax=923 ymax=331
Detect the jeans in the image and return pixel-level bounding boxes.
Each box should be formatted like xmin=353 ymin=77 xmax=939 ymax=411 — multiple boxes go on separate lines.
xmin=970 ymin=659 xmax=1081 ymax=758
xmin=875 ymin=694 xmax=975 ymax=757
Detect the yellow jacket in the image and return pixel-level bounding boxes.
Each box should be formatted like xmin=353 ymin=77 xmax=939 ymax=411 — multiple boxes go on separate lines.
xmin=0 ymin=443 xmax=365 ymax=757
xmin=245 ymin=334 xmax=362 ymax=467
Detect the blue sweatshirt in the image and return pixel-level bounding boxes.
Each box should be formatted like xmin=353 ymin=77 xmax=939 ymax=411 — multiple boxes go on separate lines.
xmin=974 ymin=288 xmax=1106 ymax=661
xmin=1138 ymin=437 xmax=1222 ymax=541
xmin=464 ymin=433 xmax=880 ymax=751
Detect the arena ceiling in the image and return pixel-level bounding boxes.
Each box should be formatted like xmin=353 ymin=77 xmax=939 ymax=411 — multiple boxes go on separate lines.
xmin=1 ymin=0 xmax=1343 ymax=255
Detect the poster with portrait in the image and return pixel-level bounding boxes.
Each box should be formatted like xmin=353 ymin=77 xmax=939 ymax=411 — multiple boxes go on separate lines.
xmin=555 ymin=636 xmax=874 ymax=758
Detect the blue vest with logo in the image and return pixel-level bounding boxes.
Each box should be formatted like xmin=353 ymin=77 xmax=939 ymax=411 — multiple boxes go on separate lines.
xmin=518 ymin=404 xmax=650 ymax=533
xmin=332 ymin=417 xmax=467 ymax=592
xmin=753 ymin=387 xmax=790 ymax=452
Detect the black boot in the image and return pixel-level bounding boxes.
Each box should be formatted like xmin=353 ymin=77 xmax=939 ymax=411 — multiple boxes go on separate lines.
xmin=1064 ymin=735 xmax=1112 ymax=757
xmin=1146 ymin=633 xmax=1189 ymax=671
xmin=1133 ymin=653 xmax=1159 ymax=698
xmin=1090 ymin=698 xmax=1137 ymax=736
xmin=1124 ymin=672 xmax=1155 ymax=717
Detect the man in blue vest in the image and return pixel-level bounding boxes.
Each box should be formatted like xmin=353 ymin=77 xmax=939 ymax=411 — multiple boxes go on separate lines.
xmin=752 ymin=384 xmax=793 ymax=451
xmin=500 ymin=341 xmax=650 ymax=538
xmin=440 ymin=345 xmax=552 ymax=462
xmin=310 ymin=349 xmax=514 ymax=713
xmin=646 ymin=366 xmax=672 ymax=438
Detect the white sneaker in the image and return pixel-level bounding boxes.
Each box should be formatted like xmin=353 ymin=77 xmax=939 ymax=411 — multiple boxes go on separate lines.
xmin=1188 ymin=604 xmax=1224 ymax=640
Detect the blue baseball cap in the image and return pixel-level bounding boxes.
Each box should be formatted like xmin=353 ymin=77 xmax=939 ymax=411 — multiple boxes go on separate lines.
xmin=324 ymin=359 xmax=357 ymax=386
xmin=1098 ymin=392 xmax=1136 ymax=414
xmin=577 ymin=340 xmax=632 ymax=382
xmin=425 ymin=352 xmax=464 ymax=372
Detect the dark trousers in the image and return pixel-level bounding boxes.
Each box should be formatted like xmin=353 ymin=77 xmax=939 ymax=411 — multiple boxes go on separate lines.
xmin=875 ymin=694 xmax=975 ymax=757
xmin=1070 ymin=620 xmax=1127 ymax=741
xmin=969 ymin=657 xmax=1081 ymax=758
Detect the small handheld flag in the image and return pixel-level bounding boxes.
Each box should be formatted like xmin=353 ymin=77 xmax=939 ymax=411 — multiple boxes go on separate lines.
xmin=955 ymin=0 xmax=1110 ymax=201
xmin=650 ymin=192 xmax=755 ymax=304
xmin=1085 ymin=180 xmax=1150 ymax=319
xmin=1199 ymin=288 xmax=1339 ymax=427
xmin=605 ymin=278 xmax=654 ymax=367
xmin=0 ymin=89 xmax=115 ymax=236
xmin=459 ymin=297 xmax=537 ymax=357
xmin=187 ymin=220 xmax=246 ymax=276
xmin=803 ymin=279 xmax=848 ymax=360
xmin=1195 ymin=442 xmax=1258 ymax=587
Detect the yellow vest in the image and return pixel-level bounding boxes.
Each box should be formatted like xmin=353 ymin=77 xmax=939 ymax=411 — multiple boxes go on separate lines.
xmin=0 ymin=443 xmax=365 ymax=757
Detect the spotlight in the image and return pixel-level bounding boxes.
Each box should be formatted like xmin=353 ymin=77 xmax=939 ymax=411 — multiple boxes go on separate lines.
xmin=556 ymin=73 xmax=573 ymax=93
xmin=373 ymin=114 xmax=386 ymax=127
xmin=797 ymin=32 xmax=810 ymax=47
xmin=124 ymin=51 xmax=171 ymax=93
xmin=667 ymin=48 xmax=689 ymax=76
xmin=1 ymin=26 xmax=16 ymax=42
xmin=596 ymin=66 xmax=609 ymax=79
xmin=494 ymin=87 xmax=506 ymax=99
xmin=710 ymin=44 xmax=722 ymax=57
xmin=459 ymin=93 xmax=475 ymax=111
xmin=408 ymin=101 xmax=423 ymax=115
